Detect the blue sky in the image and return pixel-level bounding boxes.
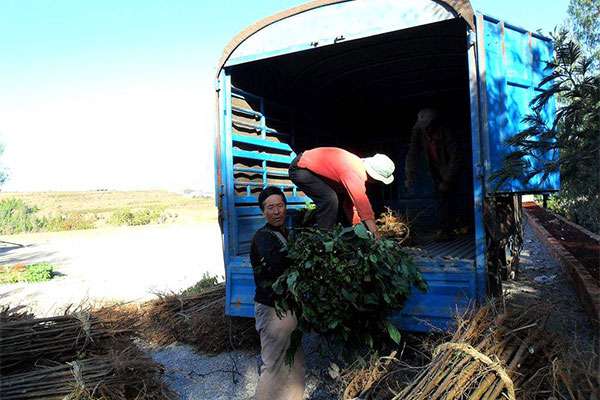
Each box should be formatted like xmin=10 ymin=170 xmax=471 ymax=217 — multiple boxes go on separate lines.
xmin=0 ymin=0 xmax=569 ymax=192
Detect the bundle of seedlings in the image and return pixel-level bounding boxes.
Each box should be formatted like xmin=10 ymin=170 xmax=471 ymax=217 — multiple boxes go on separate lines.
xmin=273 ymin=224 xmax=427 ymax=362
xmin=388 ymin=303 xmax=598 ymax=400
xmin=341 ymin=303 xmax=600 ymax=400
xmin=0 ymin=309 xmax=133 ymax=375
xmin=376 ymin=207 xmax=411 ymax=244
xmin=0 ymin=346 xmax=175 ymax=400
xmin=0 ymin=305 xmax=34 ymax=323
xmin=140 ymin=282 xmax=259 ymax=353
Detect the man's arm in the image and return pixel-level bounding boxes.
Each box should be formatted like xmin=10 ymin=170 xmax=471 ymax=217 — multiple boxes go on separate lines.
xmin=339 ymin=173 xmax=380 ymax=239
xmin=442 ymin=128 xmax=460 ymax=184
xmin=405 ymin=129 xmax=421 ymax=188
xmin=251 ymin=230 xmax=288 ymax=277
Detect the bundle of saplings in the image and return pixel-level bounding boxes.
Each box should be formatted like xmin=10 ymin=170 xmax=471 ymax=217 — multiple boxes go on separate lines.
xmin=273 ymin=224 xmax=427 ymax=360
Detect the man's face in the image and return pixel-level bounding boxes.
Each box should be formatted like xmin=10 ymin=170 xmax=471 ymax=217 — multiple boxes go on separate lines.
xmin=262 ymin=194 xmax=287 ymax=227
xmin=414 ymin=109 xmax=437 ymax=133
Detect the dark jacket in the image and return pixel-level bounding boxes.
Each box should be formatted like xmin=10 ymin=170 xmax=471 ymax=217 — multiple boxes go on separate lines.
xmin=405 ymin=126 xmax=460 ymax=186
xmin=250 ymin=223 xmax=289 ymax=307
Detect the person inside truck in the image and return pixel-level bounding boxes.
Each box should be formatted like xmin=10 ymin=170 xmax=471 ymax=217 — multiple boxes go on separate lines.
xmin=288 ymin=147 xmax=395 ymax=239
xmin=404 ymin=108 xmax=460 ymax=240
xmin=250 ymin=186 xmax=304 ymax=400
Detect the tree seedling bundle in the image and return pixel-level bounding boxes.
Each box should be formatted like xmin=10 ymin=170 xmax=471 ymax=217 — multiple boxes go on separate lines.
xmin=273 ymin=224 xmax=427 ymax=361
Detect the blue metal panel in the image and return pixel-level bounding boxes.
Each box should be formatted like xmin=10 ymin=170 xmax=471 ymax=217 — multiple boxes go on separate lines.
xmin=477 ymin=14 xmax=559 ymax=194
xmin=393 ymin=257 xmax=476 ymax=332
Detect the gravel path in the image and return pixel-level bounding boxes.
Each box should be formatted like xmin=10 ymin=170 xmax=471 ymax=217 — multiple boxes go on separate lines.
xmin=145 ymin=334 xmax=338 ymax=400
xmin=505 ymin=218 xmax=596 ymax=352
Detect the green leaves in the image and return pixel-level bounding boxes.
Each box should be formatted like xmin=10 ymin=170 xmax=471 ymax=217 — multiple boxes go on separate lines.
xmin=353 ymin=223 xmax=371 ymax=239
xmin=385 ymin=321 xmax=402 ymax=344
xmin=274 ymin=225 xmax=427 ymax=358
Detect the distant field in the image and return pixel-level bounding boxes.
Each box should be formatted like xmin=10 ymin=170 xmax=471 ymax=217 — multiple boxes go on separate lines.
xmin=0 ymin=191 xmax=217 ymax=232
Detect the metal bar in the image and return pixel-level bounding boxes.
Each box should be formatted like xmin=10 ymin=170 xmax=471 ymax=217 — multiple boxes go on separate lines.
xmin=232 ymin=148 xmax=294 ymax=164
xmin=233 ymin=167 xmax=289 ymax=177
xmin=220 ymin=72 xmax=233 ymax=316
xmin=232 ymin=86 xmax=261 ymax=101
xmin=235 ymin=195 xmax=307 ymax=204
xmin=234 ymin=181 xmax=295 ymax=189
xmin=232 ymin=120 xmax=288 ymax=136
xmin=232 ymin=106 xmax=261 ymax=120
xmin=469 ymin=19 xmax=489 ymax=301
xmin=232 ymin=133 xmax=292 ymax=151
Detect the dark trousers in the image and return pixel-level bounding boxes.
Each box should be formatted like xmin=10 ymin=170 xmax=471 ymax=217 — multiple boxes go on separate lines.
xmin=289 ymin=155 xmax=348 ymax=229
xmin=438 ymin=190 xmax=451 ymax=232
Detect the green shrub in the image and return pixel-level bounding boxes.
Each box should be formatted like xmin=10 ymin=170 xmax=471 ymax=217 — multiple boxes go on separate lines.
xmin=273 ymin=224 xmax=427 ymax=363
xmin=545 ymin=191 xmax=600 ymax=234
xmin=0 ymin=198 xmax=46 ymax=235
xmin=181 ymin=272 xmax=222 ymax=296
xmin=108 ymin=208 xmax=164 ymax=226
xmin=0 ymin=262 xmax=54 ymax=284
xmin=43 ymin=213 xmax=96 ymax=232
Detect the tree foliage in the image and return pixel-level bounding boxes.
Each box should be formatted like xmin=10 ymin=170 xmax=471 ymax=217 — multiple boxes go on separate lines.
xmin=0 ymin=142 xmax=7 ymax=188
xmin=567 ymin=0 xmax=600 ymax=64
xmin=273 ymin=224 xmax=427 ymax=363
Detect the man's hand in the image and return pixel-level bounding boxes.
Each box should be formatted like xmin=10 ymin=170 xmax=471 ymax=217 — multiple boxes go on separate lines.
xmin=404 ymin=178 xmax=415 ymax=194
xmin=364 ymin=219 xmax=381 ymax=240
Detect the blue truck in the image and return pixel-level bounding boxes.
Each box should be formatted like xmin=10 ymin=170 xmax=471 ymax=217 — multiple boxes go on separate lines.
xmin=214 ymin=0 xmax=559 ymax=332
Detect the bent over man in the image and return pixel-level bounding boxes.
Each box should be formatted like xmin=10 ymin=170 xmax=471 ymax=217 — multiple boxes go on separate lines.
xmin=288 ymin=147 xmax=395 ymax=238
xmin=251 ymin=186 xmax=304 ymax=400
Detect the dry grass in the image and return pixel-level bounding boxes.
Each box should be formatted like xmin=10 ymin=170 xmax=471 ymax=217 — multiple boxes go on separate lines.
xmin=0 ymin=306 xmax=175 ymax=400
xmin=376 ymin=207 xmax=411 ymax=244
xmin=130 ymin=283 xmax=259 ymax=354
xmin=341 ymin=302 xmax=600 ymax=400
xmin=0 ymin=190 xmax=217 ymax=227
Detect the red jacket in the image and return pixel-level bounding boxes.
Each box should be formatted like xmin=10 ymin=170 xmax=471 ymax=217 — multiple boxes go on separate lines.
xmin=298 ymin=147 xmax=374 ymax=223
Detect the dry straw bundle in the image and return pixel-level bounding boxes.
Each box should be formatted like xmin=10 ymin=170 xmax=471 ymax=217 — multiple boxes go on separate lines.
xmin=0 ymin=307 xmax=175 ymax=400
xmin=343 ymin=302 xmax=599 ymax=400
xmin=0 ymin=347 xmax=172 ymax=400
xmin=139 ymin=282 xmax=259 ymax=353
xmin=376 ymin=208 xmax=410 ymax=244
xmin=0 ymin=310 xmax=133 ymax=375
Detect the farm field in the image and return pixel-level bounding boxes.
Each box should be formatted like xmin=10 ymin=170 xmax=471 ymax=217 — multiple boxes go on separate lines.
xmin=0 ymin=190 xmax=217 ymax=232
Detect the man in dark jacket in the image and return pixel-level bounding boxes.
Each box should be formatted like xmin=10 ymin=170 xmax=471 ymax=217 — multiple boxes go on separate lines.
xmin=250 ymin=186 xmax=304 ymax=400
xmin=405 ymin=108 xmax=460 ymax=239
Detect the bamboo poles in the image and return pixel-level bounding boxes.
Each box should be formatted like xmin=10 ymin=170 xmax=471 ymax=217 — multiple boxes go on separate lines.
xmin=0 ymin=307 xmax=174 ymax=399
xmin=0 ymin=348 xmax=171 ymax=400
xmin=342 ymin=302 xmax=599 ymax=400
xmin=391 ymin=304 xmax=546 ymax=400
xmin=0 ymin=312 xmax=132 ymax=374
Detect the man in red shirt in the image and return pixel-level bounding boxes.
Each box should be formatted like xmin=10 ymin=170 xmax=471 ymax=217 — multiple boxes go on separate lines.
xmin=288 ymin=147 xmax=395 ymax=238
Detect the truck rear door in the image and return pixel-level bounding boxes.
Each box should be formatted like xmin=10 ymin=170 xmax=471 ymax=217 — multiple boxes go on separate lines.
xmin=476 ymin=13 xmax=559 ymax=194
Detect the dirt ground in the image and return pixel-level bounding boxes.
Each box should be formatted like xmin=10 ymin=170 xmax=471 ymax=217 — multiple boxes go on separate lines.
xmin=0 ymin=222 xmax=225 ymax=316
xmin=505 ymin=218 xmax=597 ymax=352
